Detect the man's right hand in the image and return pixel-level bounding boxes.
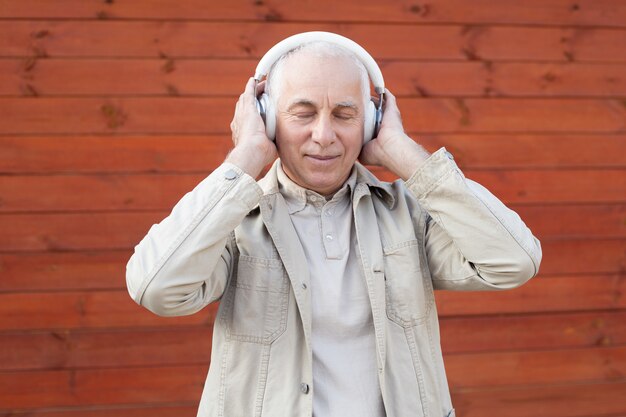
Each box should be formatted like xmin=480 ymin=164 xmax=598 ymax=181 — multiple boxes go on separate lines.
xmin=225 ymin=77 xmax=278 ymax=178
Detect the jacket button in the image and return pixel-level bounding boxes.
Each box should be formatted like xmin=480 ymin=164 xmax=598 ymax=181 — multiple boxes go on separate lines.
xmin=224 ymin=169 xmax=238 ymax=180
xmin=300 ymin=382 xmax=310 ymax=394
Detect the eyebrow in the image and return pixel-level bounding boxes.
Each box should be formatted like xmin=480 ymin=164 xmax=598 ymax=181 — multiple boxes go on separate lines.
xmin=335 ymin=101 xmax=359 ymax=111
xmin=285 ymin=99 xmax=359 ymax=112
xmin=286 ymin=99 xmax=315 ymax=112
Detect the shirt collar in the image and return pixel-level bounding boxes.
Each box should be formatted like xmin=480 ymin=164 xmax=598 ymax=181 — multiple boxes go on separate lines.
xmin=277 ymin=162 xmax=357 ymax=214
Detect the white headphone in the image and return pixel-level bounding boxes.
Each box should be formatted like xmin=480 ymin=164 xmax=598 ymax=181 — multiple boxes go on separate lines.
xmin=254 ymin=31 xmax=385 ymax=143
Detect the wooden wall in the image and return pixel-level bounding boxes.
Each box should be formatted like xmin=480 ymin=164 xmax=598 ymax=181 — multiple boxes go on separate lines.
xmin=1 ymin=1 xmax=625 ymax=416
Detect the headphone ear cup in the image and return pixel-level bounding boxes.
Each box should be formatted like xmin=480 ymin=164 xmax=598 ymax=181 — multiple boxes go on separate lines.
xmin=363 ymin=99 xmax=377 ymax=143
xmin=257 ymin=93 xmax=277 ymax=141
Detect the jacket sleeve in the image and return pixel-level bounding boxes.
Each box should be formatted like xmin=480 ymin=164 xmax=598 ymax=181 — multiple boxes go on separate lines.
xmin=405 ymin=147 xmax=542 ymax=291
xmin=126 ymin=163 xmax=263 ymax=316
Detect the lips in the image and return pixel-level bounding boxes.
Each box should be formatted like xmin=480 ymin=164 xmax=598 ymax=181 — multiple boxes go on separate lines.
xmin=306 ymin=154 xmax=338 ymax=160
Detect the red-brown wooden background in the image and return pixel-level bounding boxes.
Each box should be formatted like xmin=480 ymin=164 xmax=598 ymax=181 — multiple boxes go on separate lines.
xmin=1 ymin=1 xmax=625 ymax=416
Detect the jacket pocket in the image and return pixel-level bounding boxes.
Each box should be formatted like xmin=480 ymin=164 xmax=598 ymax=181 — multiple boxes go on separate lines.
xmin=383 ymin=239 xmax=433 ymax=326
xmin=223 ymin=255 xmax=289 ymax=344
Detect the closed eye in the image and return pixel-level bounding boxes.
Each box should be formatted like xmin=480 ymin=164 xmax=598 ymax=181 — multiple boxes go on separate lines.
xmin=333 ymin=103 xmax=358 ymax=121
xmin=334 ymin=113 xmax=356 ymax=120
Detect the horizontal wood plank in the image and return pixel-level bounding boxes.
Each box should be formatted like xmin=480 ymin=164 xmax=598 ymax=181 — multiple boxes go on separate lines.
xmin=0 ymin=327 xmax=213 ymax=371
xmin=0 ymin=405 xmax=198 ymax=417
xmin=425 ymin=134 xmax=626 ymax=169
xmin=0 ymin=354 xmax=626 ymax=410
xmin=441 ymin=310 xmax=626 ymax=354
xmin=510 ymin=204 xmax=626 ymax=240
xmin=539 ymin=239 xmax=626 ymax=275
xmin=0 ymin=364 xmax=207 ymax=409
xmin=466 ymin=169 xmax=626 ymax=204
xmin=2 ymin=311 xmax=625 ymax=371
xmin=0 ymin=250 xmax=132 ymax=292
xmin=1 ymin=0 xmax=625 ymax=27
xmin=1 ymin=170 xmax=624 ymax=212
xmin=1 ymin=95 xmax=621 ymax=133
xmin=445 ymin=346 xmax=626 ymax=388
xmin=434 ymin=274 xmax=626 ymax=317
xmin=0 ymin=175 xmax=204 ymax=213
xmin=0 ymin=135 xmax=232 ymax=174
xmin=2 ymin=58 xmax=626 ymax=98
xmin=0 ymin=290 xmax=218 ymax=331
xmin=0 ymin=212 xmax=165 ymax=251
xmin=451 ymin=381 xmax=626 ymax=417
xmin=1 ymin=134 xmax=624 ymax=175
xmin=1 ymin=239 xmax=622 ymax=292
xmin=2 ymin=204 xmax=623 ymax=246
xmin=1 ymin=97 xmax=624 ymax=135
xmin=0 ymin=310 xmax=621 ymax=373
xmin=0 ymin=275 xmax=623 ymax=331
xmin=2 ymin=22 xmax=626 ymax=62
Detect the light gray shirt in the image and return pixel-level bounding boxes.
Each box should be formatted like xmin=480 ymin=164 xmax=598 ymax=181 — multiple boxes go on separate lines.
xmin=277 ymin=164 xmax=386 ymax=417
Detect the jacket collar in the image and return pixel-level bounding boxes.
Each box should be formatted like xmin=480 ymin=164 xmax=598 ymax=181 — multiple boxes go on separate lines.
xmin=258 ymin=159 xmax=396 ymax=209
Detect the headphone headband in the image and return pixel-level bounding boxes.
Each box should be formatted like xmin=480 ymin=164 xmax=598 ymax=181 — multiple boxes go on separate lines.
xmin=254 ymin=31 xmax=385 ymax=94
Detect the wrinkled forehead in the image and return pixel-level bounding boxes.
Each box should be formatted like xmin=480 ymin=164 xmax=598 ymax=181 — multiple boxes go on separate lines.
xmin=279 ymin=52 xmax=366 ymax=100
xmin=266 ymin=42 xmax=371 ymax=113
xmin=281 ymin=48 xmax=363 ymax=79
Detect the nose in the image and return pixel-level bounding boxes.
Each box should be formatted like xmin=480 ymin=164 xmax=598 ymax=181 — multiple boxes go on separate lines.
xmin=311 ymin=113 xmax=336 ymax=147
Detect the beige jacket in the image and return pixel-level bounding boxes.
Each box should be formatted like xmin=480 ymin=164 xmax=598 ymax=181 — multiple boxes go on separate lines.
xmin=126 ymin=147 xmax=542 ymax=417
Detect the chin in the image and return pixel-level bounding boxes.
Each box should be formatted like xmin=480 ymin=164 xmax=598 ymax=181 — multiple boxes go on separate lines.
xmin=307 ymin=179 xmax=342 ymax=195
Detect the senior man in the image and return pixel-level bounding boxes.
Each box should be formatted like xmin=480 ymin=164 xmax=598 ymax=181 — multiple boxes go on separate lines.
xmin=126 ymin=33 xmax=542 ymax=417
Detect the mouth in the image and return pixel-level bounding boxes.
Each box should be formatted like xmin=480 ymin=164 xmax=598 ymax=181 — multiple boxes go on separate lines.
xmin=305 ymin=154 xmax=339 ymax=161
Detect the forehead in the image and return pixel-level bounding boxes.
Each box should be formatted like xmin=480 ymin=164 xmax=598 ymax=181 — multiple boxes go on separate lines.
xmin=278 ymin=51 xmax=365 ymax=104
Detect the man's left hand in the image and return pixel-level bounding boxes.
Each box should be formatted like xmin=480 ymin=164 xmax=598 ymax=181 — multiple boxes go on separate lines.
xmin=359 ymin=89 xmax=431 ymax=180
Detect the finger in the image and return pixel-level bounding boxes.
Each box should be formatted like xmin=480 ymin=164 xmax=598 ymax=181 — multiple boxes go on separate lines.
xmin=382 ymin=89 xmax=403 ymax=117
xmin=244 ymin=77 xmax=256 ymax=97
xmin=255 ymin=80 xmax=266 ymax=96
xmin=382 ymin=89 xmax=396 ymax=108
xmin=234 ymin=98 xmax=242 ymax=115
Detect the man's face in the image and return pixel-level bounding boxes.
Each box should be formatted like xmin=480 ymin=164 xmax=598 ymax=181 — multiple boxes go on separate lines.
xmin=274 ymin=52 xmax=365 ymax=196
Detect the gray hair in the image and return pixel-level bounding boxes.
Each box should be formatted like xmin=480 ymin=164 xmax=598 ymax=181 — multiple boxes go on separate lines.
xmin=265 ymin=41 xmax=371 ymax=110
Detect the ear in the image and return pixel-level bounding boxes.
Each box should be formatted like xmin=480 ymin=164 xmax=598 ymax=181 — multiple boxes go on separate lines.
xmin=363 ymin=99 xmax=377 ymax=143
xmin=257 ymin=93 xmax=277 ymax=140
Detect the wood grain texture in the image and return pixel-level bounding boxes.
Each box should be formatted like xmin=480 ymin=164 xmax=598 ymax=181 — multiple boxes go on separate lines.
xmin=1 ymin=0 xmax=625 ymax=27
xmin=0 ymin=205 xmax=623 ymax=251
xmin=0 ymin=405 xmax=199 ymax=417
xmin=1 ymin=357 xmax=625 ymax=411
xmin=445 ymin=346 xmax=626 ymax=388
xmin=0 ymin=327 xmax=213 ymax=371
xmin=0 ymin=276 xmax=622 ymax=332
xmin=2 ymin=22 xmax=626 ymax=62
xmin=1 ymin=170 xmax=624 ymax=212
xmin=434 ymin=274 xmax=626 ymax=316
xmin=1 ymin=239 xmax=622 ymax=293
xmin=0 ymin=364 xmax=207 ymax=409
xmin=1 ymin=3 xmax=625 ymax=416
xmin=1 ymin=97 xmax=625 ymax=134
xmin=451 ymin=381 xmax=626 ymax=417
xmin=0 ymin=250 xmax=133 ymax=292
xmin=2 ymin=58 xmax=626 ymax=98
xmin=1 ymin=134 xmax=624 ymax=174
xmin=440 ymin=310 xmax=626 ymax=354
xmin=2 ymin=310 xmax=624 ymax=373
xmin=0 ymin=291 xmax=218 ymax=331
